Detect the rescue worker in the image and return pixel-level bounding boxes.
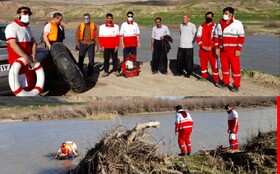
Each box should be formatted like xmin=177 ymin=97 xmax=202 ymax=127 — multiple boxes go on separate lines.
xmin=196 ymin=12 xmax=220 ymax=87
xmin=75 ymin=13 xmax=98 ymax=76
xmin=176 ymin=13 xmax=196 ymax=78
xmin=98 ymin=13 xmax=120 ymax=77
xmin=225 ymin=104 xmax=239 ymax=150
xmin=65 ymin=141 xmax=78 ymax=155
xmin=214 ymin=7 xmax=245 ymax=92
xmin=5 ymin=6 xmax=37 ymax=93
xmin=151 ymin=17 xmax=170 ymax=74
xmin=43 ymin=12 xmax=65 ymax=50
xmin=175 ymin=105 xmax=194 ymax=156
xmin=55 ymin=142 xmax=75 ymax=160
xmin=120 ymin=11 xmax=140 ymax=60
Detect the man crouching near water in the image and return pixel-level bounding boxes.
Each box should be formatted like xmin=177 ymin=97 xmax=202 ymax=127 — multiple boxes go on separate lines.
xmin=225 ymin=104 xmax=239 ymax=150
xmin=175 ymin=105 xmax=194 ymax=156
xmin=55 ymin=142 xmax=75 ymax=160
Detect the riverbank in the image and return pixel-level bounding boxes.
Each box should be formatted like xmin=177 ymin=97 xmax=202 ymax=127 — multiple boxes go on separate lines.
xmin=0 ymin=96 xmax=276 ymax=122
xmin=71 ymin=122 xmax=276 ymax=174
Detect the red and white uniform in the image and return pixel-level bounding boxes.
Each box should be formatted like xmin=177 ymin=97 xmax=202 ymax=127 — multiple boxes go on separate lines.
xmin=196 ymin=22 xmax=219 ymax=83
xmin=175 ymin=109 xmax=194 ymax=154
xmin=120 ymin=21 xmax=140 ymax=47
xmin=227 ymin=109 xmax=239 ymax=149
xmin=98 ymin=22 xmax=120 ymax=48
xmin=5 ymin=20 xmax=35 ymax=91
xmin=214 ymin=18 xmax=245 ymax=87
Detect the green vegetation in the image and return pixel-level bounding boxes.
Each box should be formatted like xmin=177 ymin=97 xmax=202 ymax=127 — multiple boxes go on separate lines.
xmin=2 ymin=0 xmax=279 ymax=34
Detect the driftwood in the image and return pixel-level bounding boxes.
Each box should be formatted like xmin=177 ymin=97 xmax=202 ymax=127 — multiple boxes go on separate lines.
xmin=127 ymin=121 xmax=160 ymax=144
xmin=71 ymin=121 xmax=182 ymax=174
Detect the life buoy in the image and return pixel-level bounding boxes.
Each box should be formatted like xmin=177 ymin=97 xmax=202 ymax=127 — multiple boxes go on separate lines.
xmin=8 ymin=57 xmax=45 ymax=96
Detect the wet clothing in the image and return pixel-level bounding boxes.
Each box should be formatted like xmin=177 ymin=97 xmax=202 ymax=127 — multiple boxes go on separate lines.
xmin=196 ymin=22 xmax=219 ymax=82
xmin=214 ymin=18 xmax=245 ymax=87
xmin=5 ymin=20 xmax=35 ymax=91
xmin=175 ymin=109 xmax=194 ymax=154
xmin=227 ymin=109 xmax=239 ymax=150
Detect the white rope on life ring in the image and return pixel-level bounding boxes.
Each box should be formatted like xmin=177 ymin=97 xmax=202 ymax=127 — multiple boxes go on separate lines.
xmin=8 ymin=57 xmax=45 ymax=96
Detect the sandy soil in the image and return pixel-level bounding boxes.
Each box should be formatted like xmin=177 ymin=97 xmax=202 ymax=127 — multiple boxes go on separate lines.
xmin=52 ymin=53 xmax=280 ymax=97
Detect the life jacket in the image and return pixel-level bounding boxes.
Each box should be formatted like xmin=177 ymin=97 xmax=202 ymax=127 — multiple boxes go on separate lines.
xmin=121 ymin=54 xmax=140 ymax=78
xmin=79 ymin=22 xmax=96 ymax=40
xmin=47 ymin=21 xmax=58 ymax=42
xmin=61 ymin=146 xmax=69 ymax=154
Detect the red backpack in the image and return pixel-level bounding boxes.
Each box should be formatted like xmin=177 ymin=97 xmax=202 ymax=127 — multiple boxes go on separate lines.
xmin=121 ymin=54 xmax=140 ymax=78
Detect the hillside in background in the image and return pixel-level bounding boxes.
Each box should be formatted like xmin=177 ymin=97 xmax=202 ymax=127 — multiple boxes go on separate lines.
xmin=0 ymin=0 xmax=279 ymax=34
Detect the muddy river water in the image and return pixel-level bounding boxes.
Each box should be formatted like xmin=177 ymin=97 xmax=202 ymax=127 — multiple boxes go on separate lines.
xmin=0 ymin=107 xmax=276 ymax=174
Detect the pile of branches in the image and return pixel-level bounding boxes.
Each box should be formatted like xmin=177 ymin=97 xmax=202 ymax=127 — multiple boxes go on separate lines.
xmin=198 ymin=131 xmax=276 ymax=173
xmin=70 ymin=121 xmax=182 ymax=174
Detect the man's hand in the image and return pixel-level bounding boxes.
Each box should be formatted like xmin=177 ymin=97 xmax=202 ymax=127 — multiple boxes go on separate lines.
xmin=151 ymin=47 xmax=154 ymax=53
xmin=137 ymin=42 xmax=141 ymax=48
xmin=202 ymin=46 xmax=211 ymax=52
xmin=235 ymin=50 xmax=241 ymax=57
xmin=31 ymin=55 xmax=37 ymax=62
xmin=95 ymin=45 xmax=98 ymax=52
xmin=215 ymin=48 xmax=220 ymax=56
xmin=175 ymin=132 xmax=178 ymax=135
xmin=75 ymin=44 xmax=80 ymax=50
xmin=114 ymin=46 xmax=119 ymax=52
xmin=101 ymin=47 xmax=105 ymax=52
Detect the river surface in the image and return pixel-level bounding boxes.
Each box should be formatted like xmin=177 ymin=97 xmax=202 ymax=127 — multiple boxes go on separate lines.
xmin=0 ymin=107 xmax=276 ymax=174
xmin=30 ymin=25 xmax=280 ymax=75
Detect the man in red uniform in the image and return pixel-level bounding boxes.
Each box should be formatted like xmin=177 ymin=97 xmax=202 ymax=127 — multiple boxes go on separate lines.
xmin=5 ymin=6 xmax=37 ymax=92
xmin=215 ymin=7 xmax=245 ymax=92
xmin=225 ymin=104 xmax=239 ymax=150
xmin=196 ymin=12 xmax=220 ymax=87
xmin=98 ymin=13 xmax=120 ymax=77
xmin=175 ymin=105 xmax=194 ymax=156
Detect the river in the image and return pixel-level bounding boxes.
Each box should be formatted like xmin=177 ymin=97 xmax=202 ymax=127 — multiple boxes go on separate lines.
xmin=0 ymin=107 xmax=276 ymax=174
xmin=30 ymin=25 xmax=280 ymax=75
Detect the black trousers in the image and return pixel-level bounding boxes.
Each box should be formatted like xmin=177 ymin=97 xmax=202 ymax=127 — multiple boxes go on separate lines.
xmin=152 ymin=40 xmax=167 ymax=73
xmin=177 ymin=47 xmax=193 ymax=75
xmin=103 ymin=48 xmax=118 ymax=73
xmin=78 ymin=43 xmax=95 ymax=74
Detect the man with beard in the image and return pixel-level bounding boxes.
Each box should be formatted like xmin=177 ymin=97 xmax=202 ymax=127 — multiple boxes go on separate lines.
xmin=5 ymin=6 xmax=37 ymax=93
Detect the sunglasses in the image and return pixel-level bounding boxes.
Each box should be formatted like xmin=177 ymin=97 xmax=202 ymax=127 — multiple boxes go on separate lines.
xmin=127 ymin=16 xmax=133 ymax=17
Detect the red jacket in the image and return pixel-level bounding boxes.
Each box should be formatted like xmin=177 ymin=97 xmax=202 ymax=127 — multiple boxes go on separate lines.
xmin=175 ymin=110 xmax=193 ymax=133
xmin=196 ymin=22 xmax=215 ymax=49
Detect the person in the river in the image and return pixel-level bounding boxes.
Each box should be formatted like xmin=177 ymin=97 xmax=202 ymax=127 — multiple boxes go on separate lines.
xmin=55 ymin=142 xmax=75 ymax=160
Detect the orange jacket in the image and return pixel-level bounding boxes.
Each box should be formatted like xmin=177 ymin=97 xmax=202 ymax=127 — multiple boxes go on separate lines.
xmin=47 ymin=21 xmax=64 ymax=42
xmin=79 ymin=22 xmax=96 ymax=40
xmin=61 ymin=146 xmax=69 ymax=154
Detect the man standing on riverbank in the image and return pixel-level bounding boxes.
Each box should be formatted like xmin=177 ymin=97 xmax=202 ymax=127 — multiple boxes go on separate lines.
xmin=215 ymin=7 xmax=245 ymax=92
xmin=225 ymin=104 xmax=239 ymax=150
xmin=43 ymin=12 xmax=65 ymax=50
xmin=5 ymin=6 xmax=37 ymax=92
xmin=177 ymin=13 xmax=196 ymax=78
xmin=151 ymin=17 xmax=170 ymax=74
xmin=98 ymin=13 xmax=120 ymax=77
xmin=175 ymin=105 xmax=194 ymax=156
xmin=75 ymin=13 xmax=98 ymax=76
xmin=120 ymin=11 xmax=140 ymax=60
xmin=196 ymin=12 xmax=220 ymax=87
